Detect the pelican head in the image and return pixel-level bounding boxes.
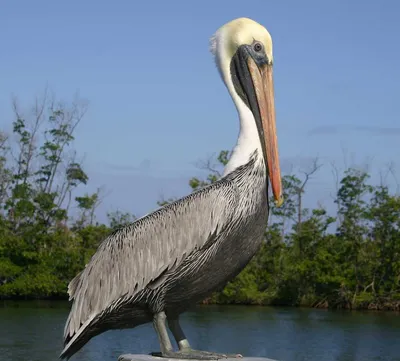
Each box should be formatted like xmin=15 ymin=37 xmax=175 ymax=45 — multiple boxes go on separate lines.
xmin=210 ymin=17 xmax=283 ymax=206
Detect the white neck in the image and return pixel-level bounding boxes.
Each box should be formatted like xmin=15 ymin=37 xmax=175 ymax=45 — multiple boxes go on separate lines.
xmin=217 ymin=61 xmax=262 ymax=177
xmin=223 ymin=97 xmax=262 ymax=176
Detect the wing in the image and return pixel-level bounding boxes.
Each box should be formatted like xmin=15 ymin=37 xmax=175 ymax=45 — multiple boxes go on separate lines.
xmin=64 ymin=179 xmax=239 ymax=339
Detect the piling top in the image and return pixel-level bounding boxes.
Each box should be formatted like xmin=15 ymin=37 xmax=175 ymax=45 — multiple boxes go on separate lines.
xmin=118 ymin=354 xmax=278 ymax=361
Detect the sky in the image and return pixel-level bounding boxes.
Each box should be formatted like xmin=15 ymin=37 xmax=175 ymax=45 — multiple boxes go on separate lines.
xmin=1 ymin=0 xmax=400 ymax=223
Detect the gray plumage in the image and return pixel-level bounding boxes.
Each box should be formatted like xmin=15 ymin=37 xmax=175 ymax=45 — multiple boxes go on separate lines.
xmin=61 ymin=151 xmax=269 ymax=359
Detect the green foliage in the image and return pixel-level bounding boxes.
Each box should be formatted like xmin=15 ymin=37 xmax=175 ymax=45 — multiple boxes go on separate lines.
xmin=178 ymin=151 xmax=400 ymax=311
xmin=1 ymin=93 xmax=399 ymax=311
xmin=107 ymin=210 xmax=136 ymax=229
xmin=0 ymin=93 xmax=125 ymax=299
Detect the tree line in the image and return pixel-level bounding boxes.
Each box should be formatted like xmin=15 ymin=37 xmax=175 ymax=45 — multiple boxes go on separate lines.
xmin=0 ymin=92 xmax=399 ymax=310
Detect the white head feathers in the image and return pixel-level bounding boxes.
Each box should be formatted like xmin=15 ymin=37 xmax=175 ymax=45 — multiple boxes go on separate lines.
xmin=209 ymin=17 xmax=273 ymax=63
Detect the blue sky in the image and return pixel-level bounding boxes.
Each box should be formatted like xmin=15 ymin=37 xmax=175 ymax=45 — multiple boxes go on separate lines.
xmin=1 ymin=0 xmax=399 ymax=222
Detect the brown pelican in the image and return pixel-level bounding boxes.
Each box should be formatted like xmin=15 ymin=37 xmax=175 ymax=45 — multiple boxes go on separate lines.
xmin=61 ymin=17 xmax=283 ymax=360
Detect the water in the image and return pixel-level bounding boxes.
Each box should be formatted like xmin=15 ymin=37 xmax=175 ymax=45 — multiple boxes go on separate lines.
xmin=0 ymin=301 xmax=399 ymax=361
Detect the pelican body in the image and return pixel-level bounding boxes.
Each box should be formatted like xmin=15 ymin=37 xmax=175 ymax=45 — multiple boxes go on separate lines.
xmin=61 ymin=18 xmax=283 ymax=360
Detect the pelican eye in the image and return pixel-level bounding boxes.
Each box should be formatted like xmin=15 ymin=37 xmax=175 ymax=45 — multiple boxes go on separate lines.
xmin=253 ymin=42 xmax=263 ymax=52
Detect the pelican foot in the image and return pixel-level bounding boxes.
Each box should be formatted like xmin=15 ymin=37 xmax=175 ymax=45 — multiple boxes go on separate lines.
xmin=150 ymin=350 xmax=243 ymax=360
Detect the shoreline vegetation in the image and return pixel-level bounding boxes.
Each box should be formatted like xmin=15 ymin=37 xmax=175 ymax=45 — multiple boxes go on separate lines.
xmin=1 ymin=296 xmax=399 ymax=313
xmin=0 ymin=92 xmax=399 ymax=312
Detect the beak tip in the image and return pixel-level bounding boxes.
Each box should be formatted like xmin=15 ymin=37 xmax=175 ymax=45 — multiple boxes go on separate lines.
xmin=274 ymin=196 xmax=284 ymax=208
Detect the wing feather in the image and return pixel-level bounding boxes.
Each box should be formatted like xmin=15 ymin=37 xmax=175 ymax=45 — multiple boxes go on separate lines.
xmin=64 ymin=180 xmax=238 ymax=339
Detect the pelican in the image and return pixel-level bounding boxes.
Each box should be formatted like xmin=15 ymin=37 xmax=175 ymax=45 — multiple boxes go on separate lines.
xmin=61 ymin=17 xmax=283 ymax=360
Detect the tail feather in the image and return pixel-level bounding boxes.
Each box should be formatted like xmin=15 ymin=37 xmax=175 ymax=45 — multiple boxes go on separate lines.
xmin=60 ymin=315 xmax=97 ymax=360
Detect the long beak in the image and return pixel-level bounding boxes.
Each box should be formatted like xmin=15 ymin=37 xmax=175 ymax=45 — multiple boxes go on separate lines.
xmin=248 ymin=59 xmax=283 ymax=207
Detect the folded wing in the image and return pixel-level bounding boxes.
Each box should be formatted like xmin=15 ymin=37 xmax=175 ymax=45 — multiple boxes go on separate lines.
xmin=63 ymin=180 xmax=239 ymax=340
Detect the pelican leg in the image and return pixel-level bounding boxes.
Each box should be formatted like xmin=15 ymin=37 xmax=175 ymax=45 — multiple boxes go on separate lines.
xmin=151 ymin=312 xmax=235 ymax=360
xmin=167 ymin=316 xmax=243 ymax=360
xmin=152 ymin=311 xmax=173 ymax=355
